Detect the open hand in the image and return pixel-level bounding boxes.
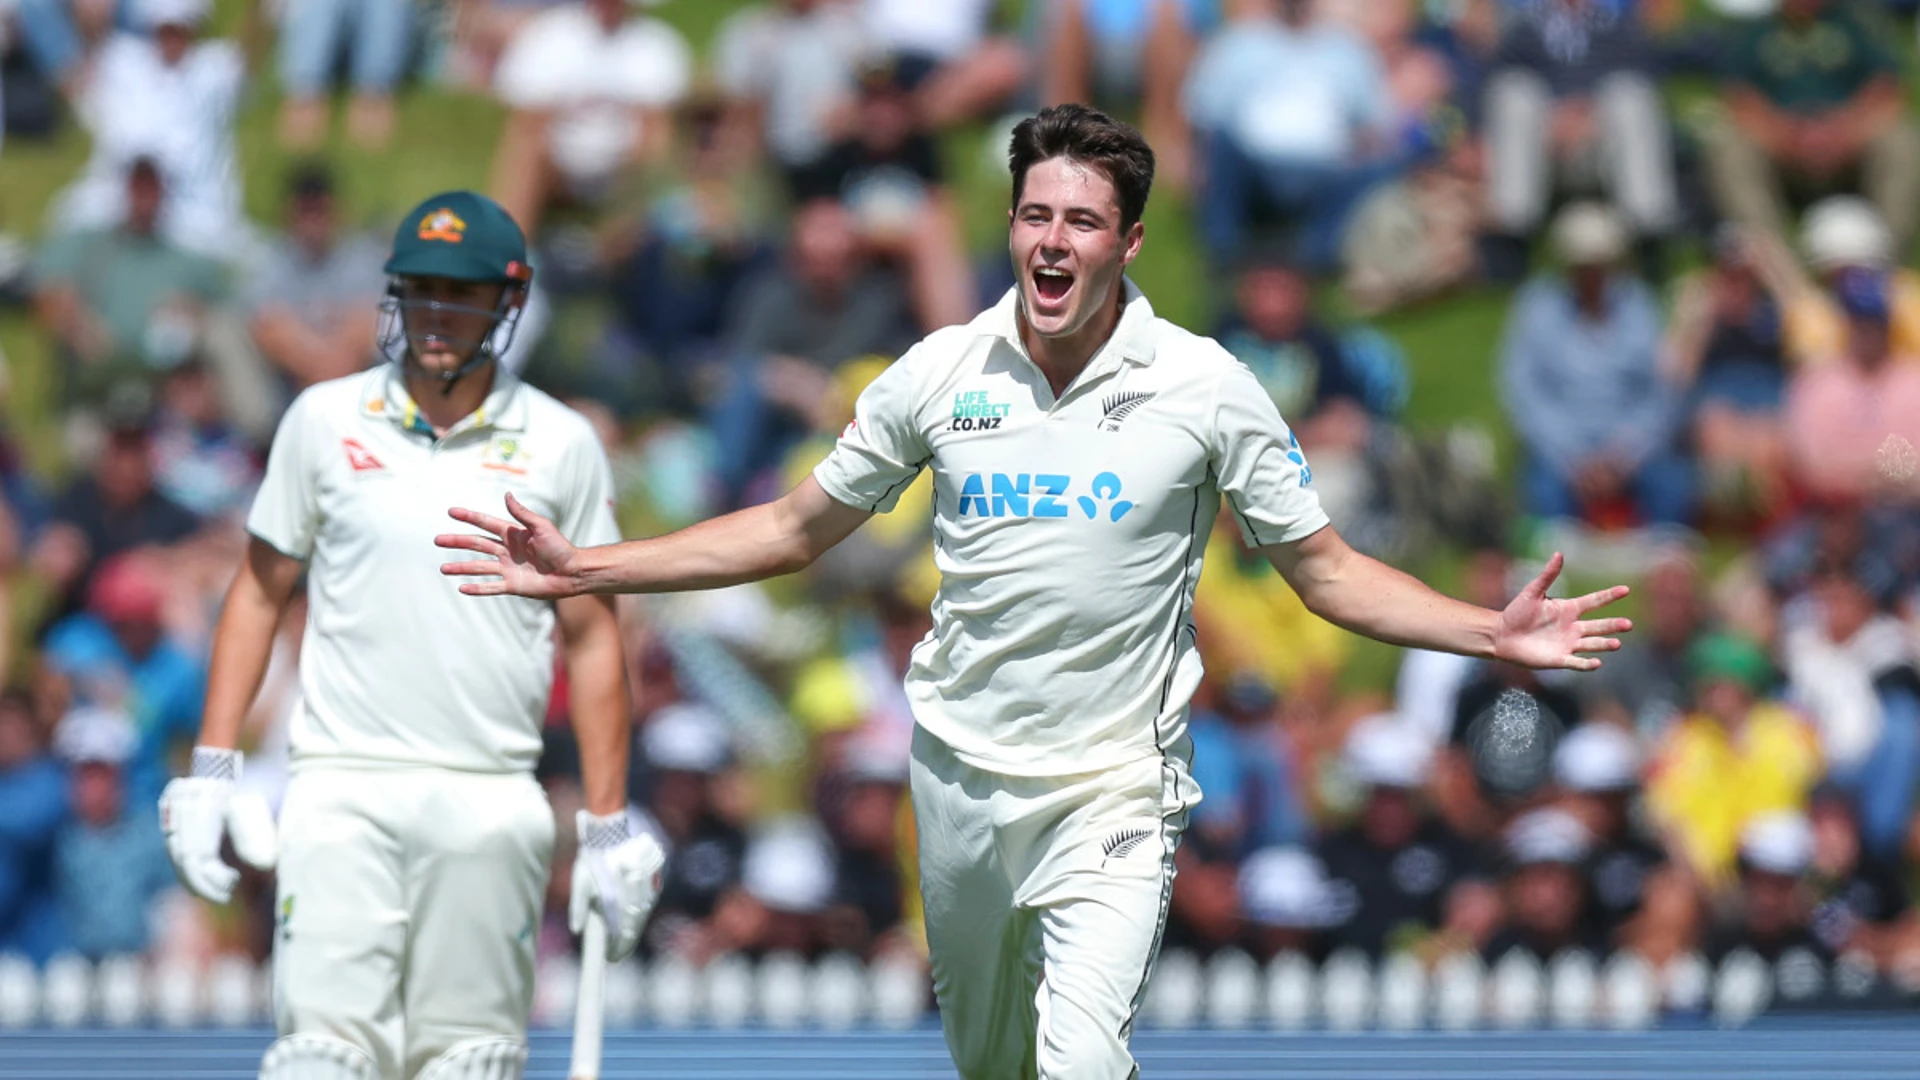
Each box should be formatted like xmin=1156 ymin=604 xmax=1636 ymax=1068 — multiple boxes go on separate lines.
xmin=1492 ymin=552 xmax=1632 ymax=672
xmin=437 ymin=492 xmax=584 ymax=599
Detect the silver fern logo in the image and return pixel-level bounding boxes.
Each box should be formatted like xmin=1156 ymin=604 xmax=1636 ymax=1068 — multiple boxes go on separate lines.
xmin=1099 ymin=390 xmax=1156 ymax=432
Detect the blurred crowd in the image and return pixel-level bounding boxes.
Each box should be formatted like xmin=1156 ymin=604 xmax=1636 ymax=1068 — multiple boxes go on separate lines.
xmin=2 ymin=0 xmax=1920 ymax=1021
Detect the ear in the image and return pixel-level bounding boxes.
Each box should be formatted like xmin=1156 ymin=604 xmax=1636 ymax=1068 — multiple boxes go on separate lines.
xmin=1119 ymin=220 xmax=1146 ymax=268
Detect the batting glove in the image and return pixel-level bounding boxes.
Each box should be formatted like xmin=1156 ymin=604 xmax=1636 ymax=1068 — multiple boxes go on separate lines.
xmin=572 ymin=809 xmax=665 ymax=962
xmin=159 ymin=748 xmax=279 ymax=904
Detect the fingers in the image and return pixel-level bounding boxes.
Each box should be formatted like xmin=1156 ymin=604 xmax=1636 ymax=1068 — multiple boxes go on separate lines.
xmin=180 ymin=857 xmax=239 ymax=905
xmin=434 ymin=533 xmax=508 ymax=558
xmin=1574 ymin=584 xmax=1632 ymax=613
xmin=1575 ymin=637 xmax=1622 ymax=654
xmin=441 ymin=558 xmax=506 ymax=579
xmin=1523 ymin=552 xmax=1565 ymax=600
xmin=505 ymin=491 xmax=552 ymax=530
xmin=1576 ymin=617 xmax=1634 ymax=637
xmin=1566 ymin=656 xmax=1603 ymax=673
xmin=458 ymin=580 xmax=512 ymax=597
xmin=447 ymin=506 xmax=513 ymax=537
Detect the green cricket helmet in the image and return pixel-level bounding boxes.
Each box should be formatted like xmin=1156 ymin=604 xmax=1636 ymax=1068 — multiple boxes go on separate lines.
xmin=377 ymin=190 xmax=535 ymax=387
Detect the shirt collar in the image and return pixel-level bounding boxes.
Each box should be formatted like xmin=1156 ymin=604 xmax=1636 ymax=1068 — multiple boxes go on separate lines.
xmin=978 ymin=277 xmax=1159 ymax=371
xmin=363 ymin=365 xmax=529 ymax=437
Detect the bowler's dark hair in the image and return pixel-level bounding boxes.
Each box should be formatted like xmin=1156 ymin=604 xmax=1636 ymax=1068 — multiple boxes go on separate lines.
xmin=1008 ymin=104 xmax=1155 ymax=232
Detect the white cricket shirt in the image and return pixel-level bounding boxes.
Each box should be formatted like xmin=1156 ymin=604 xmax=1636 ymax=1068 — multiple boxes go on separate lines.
xmin=248 ymin=367 xmax=620 ymax=774
xmin=814 ymin=283 xmax=1328 ymax=777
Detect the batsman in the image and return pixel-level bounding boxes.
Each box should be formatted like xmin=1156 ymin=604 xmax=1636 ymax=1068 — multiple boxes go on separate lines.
xmin=158 ymin=191 xmax=664 ymax=1080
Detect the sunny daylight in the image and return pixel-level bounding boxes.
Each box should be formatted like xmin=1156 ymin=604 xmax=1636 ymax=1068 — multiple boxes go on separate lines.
xmin=0 ymin=1 xmax=1919 ymax=1078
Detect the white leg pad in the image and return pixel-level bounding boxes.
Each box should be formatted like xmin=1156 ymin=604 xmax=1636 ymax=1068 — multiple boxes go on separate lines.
xmin=415 ymin=1038 xmax=527 ymax=1080
xmin=258 ymin=1034 xmax=380 ymax=1080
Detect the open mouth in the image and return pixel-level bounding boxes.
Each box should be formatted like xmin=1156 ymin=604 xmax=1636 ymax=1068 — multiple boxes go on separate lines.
xmin=1033 ymin=266 xmax=1074 ymax=305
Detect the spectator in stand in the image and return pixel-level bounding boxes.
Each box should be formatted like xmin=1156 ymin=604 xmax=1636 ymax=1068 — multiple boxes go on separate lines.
xmin=51 ymin=0 xmax=248 ymax=261
xmin=1183 ymin=0 xmax=1402 ymax=272
xmin=712 ymin=0 xmax=873 ymax=187
xmin=635 ymin=703 xmax=748 ymax=961
xmin=1499 ymin=202 xmax=1691 ymax=528
xmin=274 ymin=0 xmax=410 ymax=150
xmin=1782 ymin=558 xmax=1920 ymax=858
xmin=147 ymin=359 xmax=262 ymax=523
xmin=488 ymin=0 xmax=693 ymax=236
xmin=246 ymin=165 xmax=385 ymax=403
xmin=1552 ymin=723 xmax=1696 ymax=964
xmin=710 ymin=198 xmax=915 ymax=507
xmin=1707 ymin=811 xmax=1832 ymax=965
xmin=1775 ymin=196 xmax=1920 ymax=372
xmin=42 ymin=551 xmax=208 ymax=807
xmin=1783 ymin=268 xmax=1920 ymax=506
xmin=1172 ymin=673 xmax=1311 ymax=954
xmin=601 ymin=98 xmax=778 ymax=419
xmin=1805 ymin=783 xmax=1909 ymax=969
xmin=715 ymin=817 xmax=837 ymax=958
xmin=1580 ymin=547 xmax=1711 ymax=737
xmin=29 ymin=402 xmax=202 ymax=620
xmin=1317 ymin=716 xmax=1499 ymax=959
xmin=861 ymin=0 xmax=1027 ymax=130
xmin=1211 ymin=253 xmax=1404 ymax=534
xmin=1663 ymin=226 xmax=1793 ymax=526
xmin=792 ymin=57 xmax=976 ymax=334
xmin=1037 ymin=0 xmax=1212 ymax=192
xmin=1444 ymin=660 xmax=1582 ymax=840
xmin=820 ymin=741 xmax=912 ymax=959
xmin=1648 ymin=633 xmax=1822 ymax=890
xmin=1237 ymin=845 xmax=1347 ymax=961
xmin=1483 ymin=808 xmax=1601 ymax=964
xmin=1478 ymin=0 xmax=1677 ymax=282
xmin=51 ymin=706 xmax=172 ymax=960
xmin=33 ymin=159 xmax=229 ymax=410
xmin=1704 ymin=0 xmax=1920 ymax=254
xmin=0 ymin=690 xmax=68 ymax=964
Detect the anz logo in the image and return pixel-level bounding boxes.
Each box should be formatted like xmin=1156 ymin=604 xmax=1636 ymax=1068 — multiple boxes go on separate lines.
xmin=956 ymin=472 xmax=1138 ymax=522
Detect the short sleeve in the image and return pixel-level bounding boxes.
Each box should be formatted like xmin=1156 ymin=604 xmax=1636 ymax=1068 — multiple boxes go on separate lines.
xmin=246 ymin=390 xmax=324 ymax=559
xmin=811 ymin=348 xmax=930 ymax=513
xmin=1210 ymin=359 xmax=1329 ymax=547
xmin=34 ymin=232 xmax=85 ymax=286
xmin=556 ymin=426 xmax=622 ymax=549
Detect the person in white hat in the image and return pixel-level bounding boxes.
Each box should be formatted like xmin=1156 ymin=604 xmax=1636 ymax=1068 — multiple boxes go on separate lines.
xmin=1483 ymin=807 xmax=1600 ymax=963
xmin=1707 ymin=811 xmax=1830 ymax=966
xmin=1316 ymin=716 xmax=1497 ymax=959
xmin=1236 ymin=845 xmax=1350 ymax=961
xmin=1551 ymin=722 xmax=1691 ymax=959
xmin=443 ymin=105 xmax=1635 ymax=1079
xmin=635 ymin=703 xmax=751 ymax=959
xmin=1770 ymin=196 xmax=1920 ymax=369
xmin=725 ymin=816 xmax=838 ymax=956
xmin=1499 ymin=201 xmax=1693 ymax=528
xmin=52 ymin=706 xmax=177 ymax=962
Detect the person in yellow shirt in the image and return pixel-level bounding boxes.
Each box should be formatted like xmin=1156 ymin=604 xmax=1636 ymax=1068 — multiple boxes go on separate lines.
xmin=1748 ymin=197 xmax=1920 ymax=369
xmin=1647 ymin=632 xmax=1822 ymax=890
xmin=1193 ymin=504 xmax=1357 ymax=709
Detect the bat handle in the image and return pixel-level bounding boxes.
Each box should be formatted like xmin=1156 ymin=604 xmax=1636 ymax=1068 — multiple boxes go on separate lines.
xmin=569 ymin=910 xmax=607 ymax=1080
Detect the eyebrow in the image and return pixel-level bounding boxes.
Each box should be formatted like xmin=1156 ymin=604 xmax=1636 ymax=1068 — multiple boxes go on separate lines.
xmin=1017 ymin=201 xmax=1113 ymax=226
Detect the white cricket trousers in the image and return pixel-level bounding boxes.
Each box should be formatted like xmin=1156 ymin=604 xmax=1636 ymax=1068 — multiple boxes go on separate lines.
xmin=910 ymin=727 xmax=1200 ymax=1080
xmin=272 ymin=766 xmax=555 ymax=1079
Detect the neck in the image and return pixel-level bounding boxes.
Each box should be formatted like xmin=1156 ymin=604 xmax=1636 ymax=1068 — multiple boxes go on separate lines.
xmin=1018 ymin=287 xmax=1124 ymax=397
xmin=404 ymin=362 xmax=497 ymax=433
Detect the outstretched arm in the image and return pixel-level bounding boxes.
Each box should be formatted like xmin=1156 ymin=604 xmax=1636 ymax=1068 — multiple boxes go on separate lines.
xmin=1266 ymin=526 xmax=1631 ymax=671
xmin=438 ymin=475 xmax=872 ymax=599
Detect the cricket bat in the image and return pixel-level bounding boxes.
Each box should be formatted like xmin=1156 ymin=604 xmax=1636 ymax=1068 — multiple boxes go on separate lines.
xmin=569 ymin=910 xmax=607 ymax=1080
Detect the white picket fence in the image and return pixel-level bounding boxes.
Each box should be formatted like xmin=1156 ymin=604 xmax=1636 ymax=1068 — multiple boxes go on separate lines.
xmin=0 ymin=946 xmax=1887 ymax=1032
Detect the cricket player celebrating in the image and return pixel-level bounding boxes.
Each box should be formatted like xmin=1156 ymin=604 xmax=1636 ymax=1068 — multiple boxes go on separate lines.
xmin=160 ymin=191 xmax=664 ymax=1080
xmin=439 ymin=107 xmax=1633 ymax=1078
